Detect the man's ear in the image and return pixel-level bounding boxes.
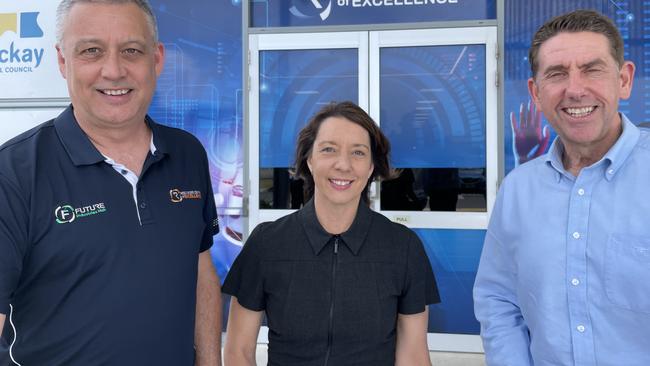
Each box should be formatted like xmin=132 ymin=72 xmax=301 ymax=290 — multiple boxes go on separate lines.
xmin=618 ymin=60 xmax=635 ymax=100
xmin=527 ymin=77 xmax=541 ymax=110
xmin=56 ymin=45 xmax=67 ymax=79
xmin=154 ymin=42 xmax=165 ymax=77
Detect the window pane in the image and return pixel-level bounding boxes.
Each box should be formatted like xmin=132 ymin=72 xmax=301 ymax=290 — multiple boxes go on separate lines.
xmin=259 ymin=49 xmax=358 ymax=208
xmin=379 ymin=45 xmax=486 ymax=211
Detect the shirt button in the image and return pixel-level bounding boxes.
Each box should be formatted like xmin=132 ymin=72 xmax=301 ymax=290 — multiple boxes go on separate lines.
xmin=577 ymin=325 xmax=586 ymax=333
xmin=577 ymin=188 xmax=585 ymax=196
xmin=121 ymin=169 xmax=128 ymax=175
xmin=571 ymin=278 xmax=580 ymax=286
xmin=572 ymin=232 xmax=580 ymax=239
xmin=607 ymin=169 xmax=614 ymax=175
xmin=139 ymin=202 xmax=147 ymax=209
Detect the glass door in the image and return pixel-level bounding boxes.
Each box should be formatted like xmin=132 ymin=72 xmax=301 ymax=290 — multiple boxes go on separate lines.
xmin=370 ymin=27 xmax=498 ymax=229
xmin=247 ymin=27 xmax=497 ymax=352
xmin=370 ymin=27 xmax=497 ymax=351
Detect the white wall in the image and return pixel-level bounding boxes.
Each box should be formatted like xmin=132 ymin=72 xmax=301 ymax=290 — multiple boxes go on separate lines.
xmin=0 ymin=108 xmax=63 ymax=145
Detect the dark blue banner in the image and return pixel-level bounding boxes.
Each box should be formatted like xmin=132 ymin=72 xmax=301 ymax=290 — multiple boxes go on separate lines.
xmin=251 ymin=0 xmax=496 ymax=28
xmin=415 ymin=228 xmax=485 ymax=334
xmin=150 ymin=0 xmax=244 ymax=282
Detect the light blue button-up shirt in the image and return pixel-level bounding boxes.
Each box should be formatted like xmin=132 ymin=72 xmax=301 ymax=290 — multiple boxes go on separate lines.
xmin=474 ymin=115 xmax=650 ymax=366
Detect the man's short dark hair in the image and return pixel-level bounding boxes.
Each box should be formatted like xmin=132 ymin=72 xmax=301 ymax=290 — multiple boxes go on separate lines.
xmin=293 ymin=101 xmax=395 ymax=204
xmin=529 ymin=9 xmax=624 ymax=78
xmin=56 ymin=0 xmax=159 ymax=47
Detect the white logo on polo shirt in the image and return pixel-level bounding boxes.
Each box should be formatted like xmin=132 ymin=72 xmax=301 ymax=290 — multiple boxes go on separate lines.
xmin=54 ymin=202 xmax=107 ymax=224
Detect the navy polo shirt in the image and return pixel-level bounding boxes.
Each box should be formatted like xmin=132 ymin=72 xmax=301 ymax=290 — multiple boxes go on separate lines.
xmin=0 ymin=106 xmax=218 ymax=365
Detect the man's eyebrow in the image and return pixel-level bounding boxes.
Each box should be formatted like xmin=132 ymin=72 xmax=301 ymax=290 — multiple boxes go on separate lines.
xmin=579 ymin=59 xmax=607 ymax=70
xmin=542 ymin=58 xmax=608 ymax=76
xmin=541 ymin=64 xmax=567 ymax=76
xmin=72 ymin=38 xmax=148 ymax=49
xmin=73 ymin=38 xmax=101 ymax=48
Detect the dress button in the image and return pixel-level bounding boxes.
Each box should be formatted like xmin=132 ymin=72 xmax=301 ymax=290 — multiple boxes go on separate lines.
xmin=139 ymin=202 xmax=147 ymax=209
xmin=572 ymin=232 xmax=580 ymax=239
xmin=577 ymin=188 xmax=585 ymax=196
xmin=571 ymin=278 xmax=580 ymax=286
xmin=577 ymin=325 xmax=586 ymax=333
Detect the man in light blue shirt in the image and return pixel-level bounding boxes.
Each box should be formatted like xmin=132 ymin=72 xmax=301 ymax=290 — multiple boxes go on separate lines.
xmin=474 ymin=9 xmax=650 ymax=366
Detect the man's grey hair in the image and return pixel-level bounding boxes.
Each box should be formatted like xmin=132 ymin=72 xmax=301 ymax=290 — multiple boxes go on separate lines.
xmin=56 ymin=0 xmax=159 ymax=47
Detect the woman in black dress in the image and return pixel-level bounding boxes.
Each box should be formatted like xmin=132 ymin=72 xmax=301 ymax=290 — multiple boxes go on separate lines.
xmin=223 ymin=101 xmax=439 ymax=366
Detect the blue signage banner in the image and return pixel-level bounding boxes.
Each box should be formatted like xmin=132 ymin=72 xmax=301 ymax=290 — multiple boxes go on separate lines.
xmin=150 ymin=0 xmax=244 ymax=282
xmin=415 ymin=228 xmax=485 ymax=334
xmin=251 ymin=0 xmax=496 ymax=28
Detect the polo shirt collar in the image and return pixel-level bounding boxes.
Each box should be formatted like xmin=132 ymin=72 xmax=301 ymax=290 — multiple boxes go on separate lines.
xmin=54 ymin=105 xmax=104 ymax=166
xmin=544 ymin=113 xmax=639 ymax=182
xmin=298 ymin=198 xmax=373 ymax=256
xmin=146 ymin=115 xmax=169 ymax=157
xmin=54 ymin=105 xmax=169 ymax=166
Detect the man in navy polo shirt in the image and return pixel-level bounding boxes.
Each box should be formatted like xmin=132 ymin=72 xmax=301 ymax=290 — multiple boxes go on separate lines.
xmin=0 ymin=1 xmax=222 ymax=364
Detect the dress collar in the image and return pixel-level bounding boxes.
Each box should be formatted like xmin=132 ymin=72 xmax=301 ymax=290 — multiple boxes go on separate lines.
xmin=298 ymin=198 xmax=373 ymax=256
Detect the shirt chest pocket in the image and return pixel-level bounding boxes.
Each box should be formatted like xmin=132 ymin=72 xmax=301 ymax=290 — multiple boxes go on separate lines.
xmin=605 ymin=233 xmax=650 ymax=313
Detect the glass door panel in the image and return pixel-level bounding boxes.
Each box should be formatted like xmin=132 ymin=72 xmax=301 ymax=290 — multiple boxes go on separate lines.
xmin=249 ymin=32 xmax=368 ymax=225
xmin=370 ymin=27 xmax=497 ymax=230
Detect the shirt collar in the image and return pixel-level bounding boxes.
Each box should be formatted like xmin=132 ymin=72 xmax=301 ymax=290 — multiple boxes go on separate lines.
xmin=146 ymin=115 xmax=168 ymax=157
xmin=101 ymin=133 xmax=157 ymax=165
xmin=601 ymin=114 xmax=639 ymax=180
xmin=298 ymin=198 xmax=373 ymax=256
xmin=54 ymin=105 xmax=104 ymax=166
xmin=54 ymin=104 xmax=168 ymax=166
xmin=545 ymin=137 xmax=566 ymax=182
xmin=544 ymin=113 xmax=640 ymax=182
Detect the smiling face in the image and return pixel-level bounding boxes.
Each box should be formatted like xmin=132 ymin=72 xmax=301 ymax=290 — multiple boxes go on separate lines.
xmin=307 ymin=116 xmax=374 ymax=214
xmin=528 ymin=31 xmax=634 ymax=156
xmin=56 ymin=2 xmax=164 ymax=132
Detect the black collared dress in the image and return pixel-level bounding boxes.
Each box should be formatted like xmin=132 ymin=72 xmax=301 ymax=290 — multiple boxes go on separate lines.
xmin=223 ymin=199 xmax=439 ymax=366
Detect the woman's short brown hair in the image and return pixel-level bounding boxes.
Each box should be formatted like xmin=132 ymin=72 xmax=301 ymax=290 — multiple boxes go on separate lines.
xmin=293 ymin=101 xmax=394 ymax=203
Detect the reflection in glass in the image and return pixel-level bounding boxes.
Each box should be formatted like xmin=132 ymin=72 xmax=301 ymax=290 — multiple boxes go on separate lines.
xmin=378 ymin=44 xmax=487 ymax=212
xmin=260 ymin=168 xmax=306 ymax=210
xmin=380 ymin=168 xmax=486 ymax=212
xmin=259 ymin=49 xmax=358 ymax=169
xmin=258 ymin=49 xmax=358 ymax=209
